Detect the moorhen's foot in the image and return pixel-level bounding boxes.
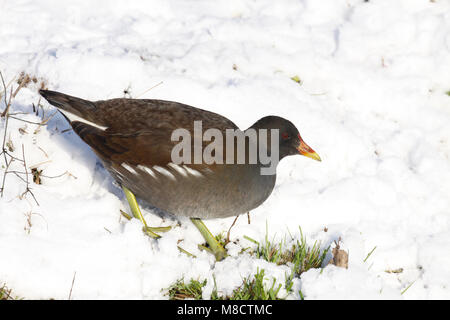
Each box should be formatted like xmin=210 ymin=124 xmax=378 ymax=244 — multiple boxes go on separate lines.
xmin=122 ymin=186 xmax=172 ymax=238
xmin=190 ymin=218 xmax=227 ymax=261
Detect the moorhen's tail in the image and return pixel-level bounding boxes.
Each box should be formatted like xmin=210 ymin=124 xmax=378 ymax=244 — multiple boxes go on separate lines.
xmin=39 ymin=90 xmax=112 ymax=158
xmin=39 ymin=89 xmax=99 ymax=123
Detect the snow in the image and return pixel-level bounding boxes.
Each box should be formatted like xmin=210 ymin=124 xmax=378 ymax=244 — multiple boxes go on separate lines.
xmin=1 ymin=0 xmax=450 ymax=299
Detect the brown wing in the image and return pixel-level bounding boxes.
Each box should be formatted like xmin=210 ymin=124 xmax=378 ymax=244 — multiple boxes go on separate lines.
xmin=72 ymin=98 xmax=238 ymax=168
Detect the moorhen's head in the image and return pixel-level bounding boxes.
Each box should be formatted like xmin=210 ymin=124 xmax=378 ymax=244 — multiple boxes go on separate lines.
xmin=250 ymin=116 xmax=321 ymax=161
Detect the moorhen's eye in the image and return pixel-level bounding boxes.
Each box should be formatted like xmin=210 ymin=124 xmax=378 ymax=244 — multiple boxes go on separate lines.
xmin=281 ymin=132 xmax=289 ymax=140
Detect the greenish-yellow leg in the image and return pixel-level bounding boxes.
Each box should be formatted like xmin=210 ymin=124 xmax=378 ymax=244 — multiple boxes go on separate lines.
xmin=190 ymin=217 xmax=227 ymax=261
xmin=121 ymin=186 xmax=224 ymax=260
xmin=122 ymin=186 xmax=171 ymax=238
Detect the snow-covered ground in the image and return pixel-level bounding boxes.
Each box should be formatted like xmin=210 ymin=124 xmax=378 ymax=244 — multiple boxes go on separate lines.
xmin=1 ymin=0 xmax=450 ymax=299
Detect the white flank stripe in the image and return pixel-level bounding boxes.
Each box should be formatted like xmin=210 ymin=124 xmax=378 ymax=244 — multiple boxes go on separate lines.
xmin=112 ymin=168 xmax=124 ymax=177
xmin=121 ymin=163 xmax=137 ymax=175
xmin=60 ymin=110 xmax=108 ymax=131
xmin=137 ymin=165 xmax=157 ymax=179
xmin=168 ymin=163 xmax=188 ymax=177
xmin=153 ymin=165 xmax=176 ymax=181
xmin=182 ymin=165 xmax=203 ymax=177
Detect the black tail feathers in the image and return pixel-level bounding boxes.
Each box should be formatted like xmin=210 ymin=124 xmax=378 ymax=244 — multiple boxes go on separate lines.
xmin=39 ymin=90 xmax=97 ymax=119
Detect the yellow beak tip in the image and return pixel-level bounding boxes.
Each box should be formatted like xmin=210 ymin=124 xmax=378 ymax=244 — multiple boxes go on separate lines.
xmin=304 ymin=152 xmax=322 ymax=162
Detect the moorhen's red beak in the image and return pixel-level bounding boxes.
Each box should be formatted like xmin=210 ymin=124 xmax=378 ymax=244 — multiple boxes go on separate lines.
xmin=297 ymin=138 xmax=321 ymax=161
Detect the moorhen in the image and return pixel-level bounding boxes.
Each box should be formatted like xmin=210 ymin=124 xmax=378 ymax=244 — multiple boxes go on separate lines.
xmin=39 ymin=90 xmax=321 ymax=260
